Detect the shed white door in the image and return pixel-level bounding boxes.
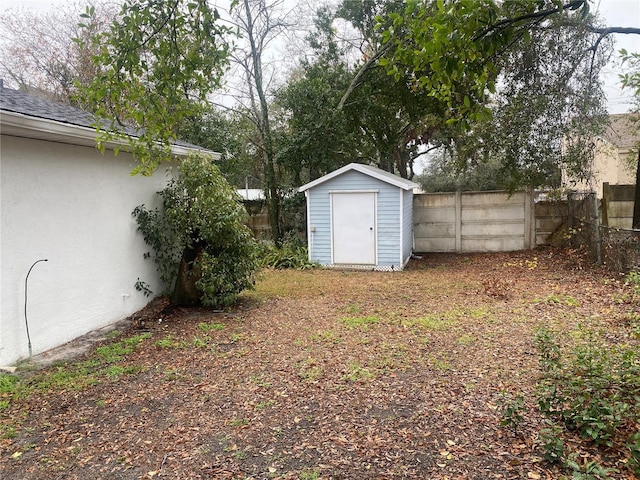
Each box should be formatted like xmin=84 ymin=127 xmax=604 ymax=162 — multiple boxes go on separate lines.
xmin=331 ymin=192 xmax=376 ymax=265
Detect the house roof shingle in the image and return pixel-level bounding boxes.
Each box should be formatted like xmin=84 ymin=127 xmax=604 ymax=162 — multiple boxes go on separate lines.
xmin=0 ymin=82 xmax=209 ymax=153
xmin=1 ymin=85 xmax=101 ymax=129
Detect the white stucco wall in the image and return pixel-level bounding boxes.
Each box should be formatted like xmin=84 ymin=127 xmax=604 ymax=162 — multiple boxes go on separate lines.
xmin=1 ymin=135 xmax=171 ymax=365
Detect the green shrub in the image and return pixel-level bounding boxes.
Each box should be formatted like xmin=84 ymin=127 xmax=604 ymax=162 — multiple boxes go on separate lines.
xmin=499 ymin=391 xmax=525 ymax=430
xmin=258 ymin=237 xmax=317 ymax=270
xmin=534 ymin=327 xmax=640 ymax=476
xmin=133 ymin=154 xmax=260 ymax=307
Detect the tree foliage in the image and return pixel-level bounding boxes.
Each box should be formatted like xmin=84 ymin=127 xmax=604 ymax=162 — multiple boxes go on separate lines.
xmin=276 ymin=0 xmax=454 ymax=183
xmin=480 ymin=11 xmax=611 ymax=190
xmin=378 ymin=1 xmax=593 ymax=125
xmin=77 ymin=0 xmax=234 ymax=175
xmin=417 ymin=150 xmax=507 ymax=192
xmin=374 ymin=0 xmax=612 ymax=190
xmin=176 ymin=107 xmax=261 ymax=187
xmin=133 ymin=154 xmax=259 ymax=307
xmin=0 ymin=0 xmax=115 ymax=104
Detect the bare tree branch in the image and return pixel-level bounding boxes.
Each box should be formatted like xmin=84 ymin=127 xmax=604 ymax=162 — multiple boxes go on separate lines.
xmin=337 ymin=42 xmax=390 ymax=110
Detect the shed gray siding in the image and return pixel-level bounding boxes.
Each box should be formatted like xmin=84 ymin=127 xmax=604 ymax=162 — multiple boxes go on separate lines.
xmin=402 ymin=188 xmax=414 ymax=265
xmin=306 ymin=170 xmax=405 ymax=268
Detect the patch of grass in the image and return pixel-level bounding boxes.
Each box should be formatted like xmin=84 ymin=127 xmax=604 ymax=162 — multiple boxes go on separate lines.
xmin=373 ymin=354 xmax=399 ymax=373
xmin=94 ymin=332 xmax=152 ymax=364
xmin=163 ymin=369 xmax=181 ymax=381
xmin=309 ymin=329 xmax=342 ymax=344
xmin=536 ymin=294 xmax=580 ymax=307
xmin=191 ymin=336 xmax=209 ymax=348
xmin=343 ymin=303 xmax=362 ymax=314
xmin=153 ymin=335 xmax=187 ymax=349
xmin=468 ymin=307 xmax=489 ymax=318
xmin=0 ymin=373 xmax=20 ymax=394
xmin=245 ymin=270 xmax=330 ymax=300
xmin=199 ymin=322 xmax=225 ymax=332
xmin=457 ymin=334 xmax=477 ymax=345
xmin=1 ymin=425 xmax=17 ymax=439
xmin=250 ymin=375 xmax=272 ymax=389
xmin=255 ymin=400 xmax=275 ymax=410
xmin=299 ymin=468 xmax=321 ymax=480
xmin=374 ymin=343 xmax=409 ymax=373
xmin=427 ymin=354 xmax=452 ymax=371
xmin=343 ymin=363 xmax=376 ymax=382
xmin=95 ymin=343 xmax=132 ymax=363
xmin=123 ymin=332 xmax=152 ymax=346
xmin=341 ymin=315 xmax=380 ymax=330
xmin=230 ymin=418 xmax=250 ymax=428
xmin=402 ymin=315 xmax=453 ymax=331
xmin=298 ymin=358 xmax=324 ymax=383
xmin=36 ymin=365 xmax=98 ymax=391
xmin=104 ymin=365 xmax=142 ymax=378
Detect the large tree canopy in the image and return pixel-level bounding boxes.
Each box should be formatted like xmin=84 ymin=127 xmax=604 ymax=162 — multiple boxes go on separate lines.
xmin=369 ymin=0 xmax=621 ymax=190
xmin=77 ymin=0 xmax=234 ymax=175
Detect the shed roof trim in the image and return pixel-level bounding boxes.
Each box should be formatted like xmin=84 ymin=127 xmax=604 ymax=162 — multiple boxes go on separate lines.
xmin=299 ymin=163 xmax=418 ymax=192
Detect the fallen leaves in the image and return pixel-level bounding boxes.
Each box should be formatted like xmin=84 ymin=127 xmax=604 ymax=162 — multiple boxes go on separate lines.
xmin=0 ymin=249 xmax=635 ymax=479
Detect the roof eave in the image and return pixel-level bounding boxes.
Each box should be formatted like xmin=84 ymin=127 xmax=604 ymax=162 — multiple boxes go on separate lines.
xmin=0 ymin=110 xmax=220 ymax=160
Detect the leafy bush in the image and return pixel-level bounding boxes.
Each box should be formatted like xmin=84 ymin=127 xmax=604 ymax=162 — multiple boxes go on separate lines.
xmin=499 ymin=391 xmax=525 ymax=430
xmin=534 ymin=327 xmax=640 ymax=476
xmin=133 ymin=154 xmax=260 ymax=307
xmin=258 ymin=237 xmax=317 ymax=270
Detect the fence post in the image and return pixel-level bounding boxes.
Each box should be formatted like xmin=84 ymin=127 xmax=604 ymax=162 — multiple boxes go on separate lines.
xmin=455 ymin=190 xmax=462 ymax=253
xmin=593 ymin=192 xmax=602 ymax=265
xmin=602 ymin=182 xmax=610 ymax=226
xmin=524 ymin=187 xmax=533 ymax=249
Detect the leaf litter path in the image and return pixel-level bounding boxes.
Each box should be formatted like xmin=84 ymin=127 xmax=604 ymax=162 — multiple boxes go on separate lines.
xmin=1 ymin=249 xmax=635 ymax=479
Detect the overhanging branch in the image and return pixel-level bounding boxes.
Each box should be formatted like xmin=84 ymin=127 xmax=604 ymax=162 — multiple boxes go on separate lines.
xmin=337 ymin=43 xmax=390 ymax=111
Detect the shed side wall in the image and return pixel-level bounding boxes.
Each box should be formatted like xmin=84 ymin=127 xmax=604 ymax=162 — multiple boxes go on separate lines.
xmin=402 ymin=188 xmax=414 ymax=265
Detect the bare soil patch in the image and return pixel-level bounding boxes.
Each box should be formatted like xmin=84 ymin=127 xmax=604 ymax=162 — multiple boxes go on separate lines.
xmin=1 ymin=249 xmax=636 ymax=479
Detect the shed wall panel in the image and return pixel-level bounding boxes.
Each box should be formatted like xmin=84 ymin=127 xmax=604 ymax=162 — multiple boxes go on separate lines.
xmin=402 ymin=189 xmax=414 ymax=264
xmin=306 ymin=169 xmax=412 ymax=268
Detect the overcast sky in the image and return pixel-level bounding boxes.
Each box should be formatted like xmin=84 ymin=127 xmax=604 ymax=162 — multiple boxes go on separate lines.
xmin=2 ymin=0 xmax=639 ymax=112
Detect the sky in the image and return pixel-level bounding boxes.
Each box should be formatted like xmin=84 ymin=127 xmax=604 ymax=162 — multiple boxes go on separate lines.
xmin=1 ymin=0 xmax=639 ymax=112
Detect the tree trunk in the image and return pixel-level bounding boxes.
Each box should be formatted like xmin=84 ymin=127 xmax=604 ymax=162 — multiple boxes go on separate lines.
xmin=633 ymin=150 xmax=640 ymax=229
xmin=170 ymin=242 xmax=205 ymax=306
xmin=243 ymin=0 xmax=281 ymax=245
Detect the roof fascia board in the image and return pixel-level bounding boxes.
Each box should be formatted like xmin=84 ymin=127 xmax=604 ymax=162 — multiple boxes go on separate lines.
xmin=0 ymin=110 xmax=220 ymax=160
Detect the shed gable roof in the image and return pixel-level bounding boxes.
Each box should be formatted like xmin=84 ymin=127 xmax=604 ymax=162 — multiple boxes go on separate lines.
xmin=299 ymin=163 xmax=418 ymax=192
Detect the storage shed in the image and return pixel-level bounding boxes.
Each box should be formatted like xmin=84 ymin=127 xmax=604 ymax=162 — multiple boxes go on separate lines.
xmin=299 ymin=163 xmax=418 ymax=271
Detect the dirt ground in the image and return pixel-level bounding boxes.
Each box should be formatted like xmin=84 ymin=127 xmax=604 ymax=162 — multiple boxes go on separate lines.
xmin=1 ymin=249 xmax=637 ymax=479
